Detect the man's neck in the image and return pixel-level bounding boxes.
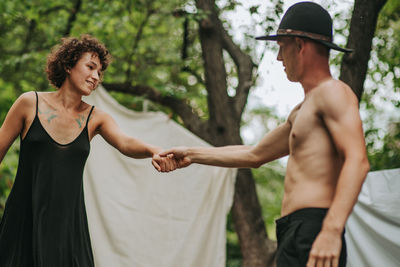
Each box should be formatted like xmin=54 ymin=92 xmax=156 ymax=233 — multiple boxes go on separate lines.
xmin=300 ymin=62 xmax=332 ymax=94
xmin=301 ymin=75 xmax=332 ymax=94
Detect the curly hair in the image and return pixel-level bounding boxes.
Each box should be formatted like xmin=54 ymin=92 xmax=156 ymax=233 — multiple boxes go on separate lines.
xmin=46 ymin=34 xmax=112 ymax=88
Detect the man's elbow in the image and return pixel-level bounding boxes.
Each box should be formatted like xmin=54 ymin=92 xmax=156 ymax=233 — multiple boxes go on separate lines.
xmin=344 ymin=153 xmax=370 ymax=180
xmin=248 ymin=154 xmax=264 ymax=168
xmin=351 ymin=154 xmax=370 ymax=178
xmin=361 ymin=156 xmax=370 ymax=176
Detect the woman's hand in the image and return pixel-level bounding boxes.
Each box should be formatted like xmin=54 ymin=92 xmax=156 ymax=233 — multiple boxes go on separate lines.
xmin=152 ymin=153 xmax=179 ymax=172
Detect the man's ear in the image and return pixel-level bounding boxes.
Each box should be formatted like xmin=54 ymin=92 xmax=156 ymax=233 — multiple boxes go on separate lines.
xmin=294 ymin=37 xmax=304 ymax=51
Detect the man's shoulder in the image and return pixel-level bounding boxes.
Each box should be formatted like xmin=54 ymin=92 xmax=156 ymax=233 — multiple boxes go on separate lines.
xmin=308 ymin=80 xmax=359 ymax=121
xmin=312 ymin=79 xmax=357 ymax=107
xmin=312 ymin=78 xmax=346 ymax=94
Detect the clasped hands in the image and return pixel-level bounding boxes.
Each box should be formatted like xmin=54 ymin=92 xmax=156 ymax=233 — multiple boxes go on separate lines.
xmin=151 ymin=147 xmax=190 ymax=172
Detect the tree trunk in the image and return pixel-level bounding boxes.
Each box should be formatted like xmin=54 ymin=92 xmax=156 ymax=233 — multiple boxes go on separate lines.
xmin=194 ymin=0 xmax=277 ymax=266
xmin=340 ymin=0 xmax=388 ymax=100
xmin=232 ymin=169 xmax=277 ymax=266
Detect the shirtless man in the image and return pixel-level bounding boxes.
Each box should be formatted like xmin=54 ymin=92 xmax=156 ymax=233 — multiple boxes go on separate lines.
xmin=158 ymin=2 xmax=369 ymax=267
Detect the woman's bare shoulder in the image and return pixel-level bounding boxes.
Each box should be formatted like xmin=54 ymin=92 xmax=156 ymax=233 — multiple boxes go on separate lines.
xmin=14 ymin=91 xmax=37 ymax=113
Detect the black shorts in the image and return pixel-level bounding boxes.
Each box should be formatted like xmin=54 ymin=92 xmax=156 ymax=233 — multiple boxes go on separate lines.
xmin=275 ymin=208 xmax=347 ymax=267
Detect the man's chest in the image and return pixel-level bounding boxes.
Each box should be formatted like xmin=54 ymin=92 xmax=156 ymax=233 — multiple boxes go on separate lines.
xmin=288 ymin=101 xmax=325 ymax=149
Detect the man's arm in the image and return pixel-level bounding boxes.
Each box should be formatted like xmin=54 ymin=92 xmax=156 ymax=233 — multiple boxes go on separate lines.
xmin=160 ymin=120 xmax=291 ymax=169
xmin=307 ymin=81 xmax=370 ymax=267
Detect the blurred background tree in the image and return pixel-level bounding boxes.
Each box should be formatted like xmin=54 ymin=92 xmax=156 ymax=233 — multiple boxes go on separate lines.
xmin=0 ymin=0 xmax=397 ymax=266
xmin=363 ymin=0 xmax=400 ymax=171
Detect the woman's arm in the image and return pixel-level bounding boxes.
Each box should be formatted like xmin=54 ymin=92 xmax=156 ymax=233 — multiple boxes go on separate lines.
xmin=0 ymin=92 xmax=34 ymax=164
xmin=93 ymin=109 xmax=176 ymax=171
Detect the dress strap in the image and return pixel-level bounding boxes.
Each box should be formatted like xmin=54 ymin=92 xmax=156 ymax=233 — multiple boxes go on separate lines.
xmin=34 ymin=91 xmax=39 ymax=116
xmin=85 ymin=106 xmax=95 ymax=128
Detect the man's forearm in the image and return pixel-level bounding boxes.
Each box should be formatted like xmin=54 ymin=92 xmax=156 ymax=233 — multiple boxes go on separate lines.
xmin=187 ymin=145 xmax=261 ymax=168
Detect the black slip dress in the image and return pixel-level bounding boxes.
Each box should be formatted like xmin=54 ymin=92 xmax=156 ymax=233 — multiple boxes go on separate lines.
xmin=0 ymin=92 xmax=95 ymax=267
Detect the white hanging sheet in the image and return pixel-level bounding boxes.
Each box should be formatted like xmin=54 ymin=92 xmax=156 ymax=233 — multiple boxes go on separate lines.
xmin=83 ymin=87 xmax=236 ymax=267
xmin=346 ymin=168 xmax=400 ymax=267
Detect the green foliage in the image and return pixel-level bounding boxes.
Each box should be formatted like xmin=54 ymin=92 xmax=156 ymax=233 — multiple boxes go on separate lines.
xmin=226 ymin=212 xmax=242 ymax=267
xmin=367 ymin=121 xmax=400 ymax=171
xmin=374 ymin=0 xmax=400 ymax=93
xmin=372 ymin=0 xmax=400 ymax=93
xmin=253 ymin=163 xmax=284 ymax=239
xmin=361 ymin=0 xmax=400 ymax=170
xmin=0 ymin=80 xmax=18 ymax=122
xmin=0 ymin=0 xmax=286 ymax=121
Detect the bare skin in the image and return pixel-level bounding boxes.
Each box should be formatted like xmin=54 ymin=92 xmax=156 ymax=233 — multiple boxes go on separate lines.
xmin=0 ymin=52 xmax=176 ymax=172
xmin=159 ymin=37 xmax=370 ymax=267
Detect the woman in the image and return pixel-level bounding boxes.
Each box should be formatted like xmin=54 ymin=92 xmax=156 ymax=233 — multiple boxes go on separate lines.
xmin=0 ymin=34 xmax=175 ymax=266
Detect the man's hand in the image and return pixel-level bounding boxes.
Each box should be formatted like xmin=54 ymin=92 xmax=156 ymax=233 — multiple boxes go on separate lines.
xmin=152 ymin=153 xmax=178 ymax=172
xmin=159 ymin=147 xmax=192 ymax=169
xmin=306 ymin=228 xmax=343 ymax=267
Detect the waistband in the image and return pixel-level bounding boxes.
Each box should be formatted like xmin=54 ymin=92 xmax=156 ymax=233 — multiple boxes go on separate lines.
xmin=276 ymin=207 xmax=328 ymax=225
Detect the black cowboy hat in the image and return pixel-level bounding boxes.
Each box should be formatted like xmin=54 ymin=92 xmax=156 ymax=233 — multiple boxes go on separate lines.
xmin=256 ymin=1 xmax=352 ymax=53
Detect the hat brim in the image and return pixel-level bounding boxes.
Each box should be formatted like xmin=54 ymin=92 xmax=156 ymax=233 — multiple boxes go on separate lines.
xmin=255 ymin=34 xmax=353 ymax=53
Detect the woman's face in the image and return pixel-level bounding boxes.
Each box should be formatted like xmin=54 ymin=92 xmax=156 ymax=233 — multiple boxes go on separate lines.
xmin=67 ymin=52 xmax=102 ymax=95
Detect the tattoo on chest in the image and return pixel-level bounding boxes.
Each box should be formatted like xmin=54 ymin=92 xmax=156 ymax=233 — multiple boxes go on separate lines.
xmin=75 ymin=115 xmax=86 ymax=128
xmin=38 ymin=107 xmax=57 ymax=123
